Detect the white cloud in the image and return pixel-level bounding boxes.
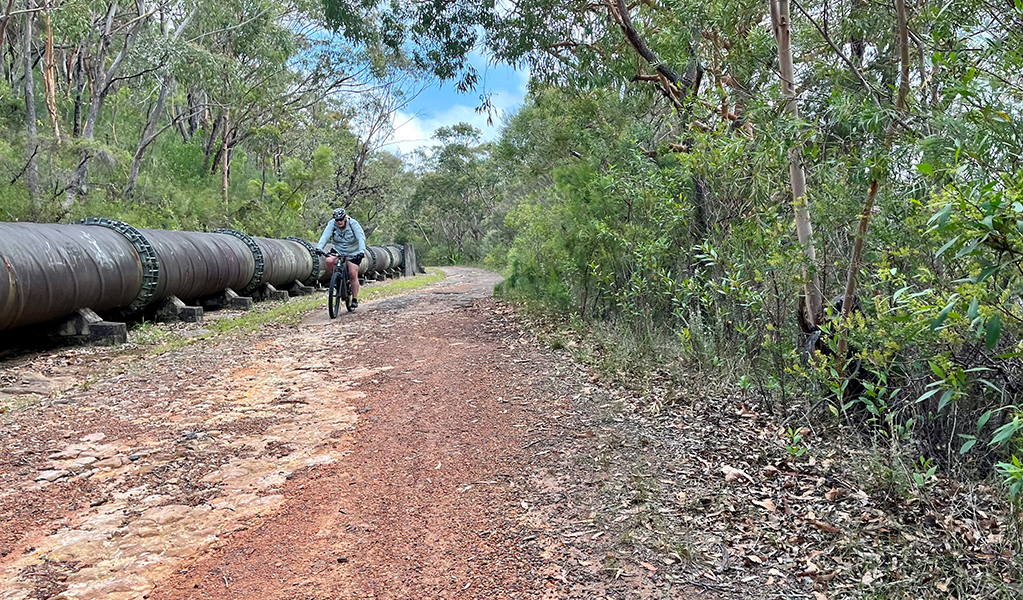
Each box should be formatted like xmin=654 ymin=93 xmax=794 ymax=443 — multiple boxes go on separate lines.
xmin=381 ymin=48 xmax=532 ymax=156
xmin=384 ymin=87 xmax=525 ymax=155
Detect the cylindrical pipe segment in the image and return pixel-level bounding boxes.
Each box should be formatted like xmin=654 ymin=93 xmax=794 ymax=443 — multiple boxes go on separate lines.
xmin=284 ymin=237 xmax=323 ymax=285
xmin=366 ymin=246 xmax=390 ymax=273
xmin=213 ymin=229 xmax=265 ymax=295
xmin=141 ymin=229 xmax=254 ymax=302
xmin=385 ymin=245 xmax=405 ymax=270
xmin=0 ymin=223 xmax=143 ymax=331
xmin=254 ymin=237 xmax=312 ymax=288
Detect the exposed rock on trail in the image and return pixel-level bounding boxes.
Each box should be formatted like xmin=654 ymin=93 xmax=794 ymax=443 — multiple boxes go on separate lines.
xmin=2 ymin=267 xmax=634 ymax=600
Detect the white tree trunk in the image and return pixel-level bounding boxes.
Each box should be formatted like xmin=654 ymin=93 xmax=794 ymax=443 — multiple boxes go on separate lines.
xmin=23 ymin=0 xmax=38 ymax=212
xmin=771 ymin=0 xmax=823 ymax=327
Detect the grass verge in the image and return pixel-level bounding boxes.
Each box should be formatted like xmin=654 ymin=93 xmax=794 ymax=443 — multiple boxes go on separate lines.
xmin=143 ymin=268 xmax=445 ymax=354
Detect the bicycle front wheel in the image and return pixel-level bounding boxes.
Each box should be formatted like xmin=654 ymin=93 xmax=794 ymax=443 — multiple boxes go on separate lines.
xmin=328 ymin=271 xmax=342 ymax=319
xmin=344 ymin=275 xmax=353 ymax=312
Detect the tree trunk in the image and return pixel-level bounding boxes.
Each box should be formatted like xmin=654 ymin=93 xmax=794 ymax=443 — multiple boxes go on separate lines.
xmin=771 ymin=0 xmax=823 ymax=328
xmin=71 ymin=46 xmax=84 ymax=137
xmin=124 ymin=75 xmax=172 ymax=200
xmin=221 ymin=110 xmax=229 ymax=206
xmin=41 ymin=10 xmax=58 ymax=144
xmin=835 ymin=181 xmax=879 ymax=367
xmin=895 ymin=0 xmax=910 ymax=112
xmin=64 ymin=1 xmax=150 ymax=211
xmin=171 ymin=99 xmax=189 ymax=141
xmin=0 ymin=0 xmax=17 ymax=82
xmin=22 ymin=1 xmax=38 ymax=213
xmin=63 ymin=56 xmax=105 ymax=211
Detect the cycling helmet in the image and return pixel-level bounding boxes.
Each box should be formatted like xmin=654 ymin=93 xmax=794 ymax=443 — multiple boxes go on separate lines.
xmin=332 ymin=207 xmax=347 ymax=221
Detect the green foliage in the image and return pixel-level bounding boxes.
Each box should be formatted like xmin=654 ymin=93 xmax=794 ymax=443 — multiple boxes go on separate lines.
xmin=474 ymin=0 xmax=1023 ymax=498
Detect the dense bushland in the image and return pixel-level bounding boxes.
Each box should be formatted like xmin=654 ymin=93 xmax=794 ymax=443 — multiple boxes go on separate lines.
xmin=389 ymin=0 xmax=1023 ymax=501
xmin=2 ymin=0 xmax=1021 ymax=503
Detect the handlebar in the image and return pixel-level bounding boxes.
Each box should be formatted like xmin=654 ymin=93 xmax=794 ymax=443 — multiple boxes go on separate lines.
xmin=317 ymin=248 xmax=363 ymax=260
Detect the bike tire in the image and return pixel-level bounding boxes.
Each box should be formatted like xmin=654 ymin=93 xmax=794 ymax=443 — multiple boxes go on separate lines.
xmin=343 ymin=271 xmax=353 ymax=312
xmin=328 ymin=271 xmax=342 ymax=319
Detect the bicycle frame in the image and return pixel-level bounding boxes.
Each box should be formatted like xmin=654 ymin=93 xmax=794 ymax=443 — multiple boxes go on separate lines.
xmin=327 ymin=251 xmax=353 ymax=318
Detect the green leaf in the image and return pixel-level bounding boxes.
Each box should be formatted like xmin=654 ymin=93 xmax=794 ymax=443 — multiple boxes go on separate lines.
xmin=991 ymin=418 xmax=1020 ymax=446
xmin=916 ymin=388 xmax=941 ymax=404
xmin=978 ymin=409 xmax=994 ymax=432
xmin=938 ymin=389 xmax=953 ymax=412
xmin=935 ymin=235 xmax=960 ymax=257
xmin=928 ymin=204 xmax=952 ymax=229
xmin=960 ymin=437 xmax=977 ymax=454
xmin=967 ymin=298 xmax=980 ymax=320
xmin=930 ymin=298 xmax=957 ymax=330
xmin=978 ymin=379 xmax=1003 ymax=394
xmin=955 ymin=239 xmax=981 ymax=258
xmin=985 ymin=314 xmax=1002 ymax=350
xmin=917 ymin=162 xmax=934 ymax=175
xmin=976 ymin=265 xmax=999 ymax=283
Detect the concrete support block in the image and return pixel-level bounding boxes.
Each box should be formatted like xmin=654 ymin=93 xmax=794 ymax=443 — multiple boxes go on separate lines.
xmin=153 ymin=296 xmax=203 ymax=323
xmin=251 ymin=283 xmax=288 ymax=302
xmin=49 ymin=308 xmax=127 ymax=346
xmin=287 ymin=280 xmax=314 ymax=296
xmin=199 ymin=288 xmax=253 ymax=311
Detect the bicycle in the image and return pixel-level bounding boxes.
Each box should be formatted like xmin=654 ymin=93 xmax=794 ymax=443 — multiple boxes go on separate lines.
xmin=319 ymin=248 xmax=354 ymax=318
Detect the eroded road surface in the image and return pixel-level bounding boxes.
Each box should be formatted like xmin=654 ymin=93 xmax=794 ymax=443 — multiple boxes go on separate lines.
xmin=0 ymin=267 xmax=551 ymax=599
xmin=2 ymin=267 xmax=723 ymax=600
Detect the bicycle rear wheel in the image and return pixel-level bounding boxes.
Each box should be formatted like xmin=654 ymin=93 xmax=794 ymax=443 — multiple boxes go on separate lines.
xmin=328 ymin=271 xmax=342 ymax=319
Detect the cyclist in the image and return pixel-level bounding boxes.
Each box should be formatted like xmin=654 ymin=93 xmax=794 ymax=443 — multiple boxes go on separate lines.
xmin=317 ymin=207 xmax=366 ymax=308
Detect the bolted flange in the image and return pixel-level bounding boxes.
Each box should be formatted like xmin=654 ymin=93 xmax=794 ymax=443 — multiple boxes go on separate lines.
xmin=284 ymin=236 xmax=324 ymax=285
xmin=214 ymin=228 xmax=264 ymax=295
xmin=77 ymin=217 xmax=160 ymax=315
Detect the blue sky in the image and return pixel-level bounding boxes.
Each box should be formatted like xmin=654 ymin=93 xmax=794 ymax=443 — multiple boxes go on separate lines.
xmin=384 ymin=51 xmax=530 ymax=155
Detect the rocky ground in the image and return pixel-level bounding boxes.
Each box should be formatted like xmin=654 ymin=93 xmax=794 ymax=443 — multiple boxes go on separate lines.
xmin=0 ymin=267 xmax=1018 ymax=600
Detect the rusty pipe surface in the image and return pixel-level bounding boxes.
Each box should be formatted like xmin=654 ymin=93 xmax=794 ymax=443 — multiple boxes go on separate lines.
xmin=0 ymin=223 xmax=143 ymax=331
xmin=142 ymin=229 xmax=255 ymax=302
xmin=253 ymin=237 xmax=311 ymax=289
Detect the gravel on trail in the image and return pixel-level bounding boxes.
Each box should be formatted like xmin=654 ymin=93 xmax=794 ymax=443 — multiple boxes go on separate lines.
xmin=0 ymin=267 xmax=717 ymax=600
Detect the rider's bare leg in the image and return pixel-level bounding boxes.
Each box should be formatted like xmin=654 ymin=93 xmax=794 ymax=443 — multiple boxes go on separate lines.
xmin=348 ymin=260 xmax=360 ymax=300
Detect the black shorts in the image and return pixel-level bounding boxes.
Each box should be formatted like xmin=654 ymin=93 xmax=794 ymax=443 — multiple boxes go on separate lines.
xmin=350 ymin=254 xmax=363 ymax=266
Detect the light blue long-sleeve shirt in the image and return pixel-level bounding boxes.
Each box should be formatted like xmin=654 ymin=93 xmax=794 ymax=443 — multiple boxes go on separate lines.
xmin=317 ymin=217 xmax=367 ymax=256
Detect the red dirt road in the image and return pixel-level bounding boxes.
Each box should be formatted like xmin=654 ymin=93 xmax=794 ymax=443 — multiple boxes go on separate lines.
xmin=2 ymin=267 xmax=718 ymax=600
xmin=152 ymin=269 xmax=540 ymax=599
xmin=0 ymin=268 xmax=584 ymax=600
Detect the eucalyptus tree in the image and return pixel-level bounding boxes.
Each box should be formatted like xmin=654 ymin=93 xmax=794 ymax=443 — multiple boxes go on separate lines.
xmin=62 ymin=0 xmax=155 ymax=211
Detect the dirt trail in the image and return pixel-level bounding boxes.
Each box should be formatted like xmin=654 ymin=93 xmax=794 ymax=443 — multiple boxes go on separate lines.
xmin=2 ymin=267 xmax=691 ymax=600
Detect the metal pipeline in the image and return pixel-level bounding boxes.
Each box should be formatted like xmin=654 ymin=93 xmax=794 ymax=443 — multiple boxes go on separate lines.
xmin=141 ymin=229 xmax=254 ymax=302
xmin=254 ymin=237 xmax=312 ymax=290
xmin=0 ymin=223 xmax=143 ymax=330
xmin=0 ymin=220 xmax=414 ymax=333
